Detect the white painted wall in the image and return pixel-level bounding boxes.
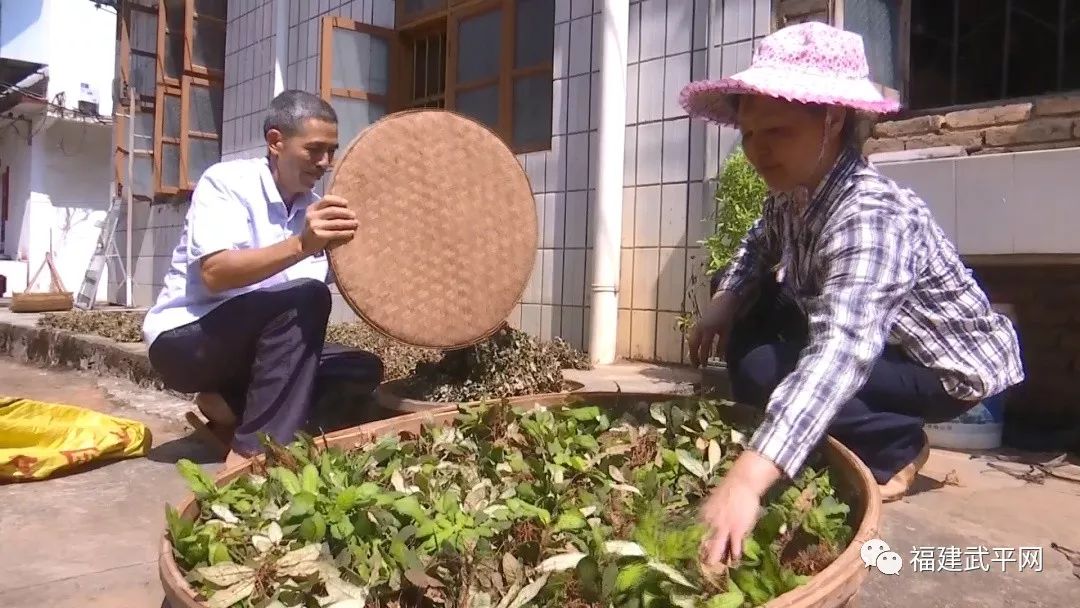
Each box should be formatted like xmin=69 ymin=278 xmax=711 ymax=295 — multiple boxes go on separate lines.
xmin=0 ymin=0 xmax=116 ymax=116
xmin=0 ymin=1 xmax=116 ymax=299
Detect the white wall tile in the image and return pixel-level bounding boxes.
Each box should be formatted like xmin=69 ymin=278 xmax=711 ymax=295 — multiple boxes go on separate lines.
xmin=619 ymin=247 xmax=634 ymax=307
xmin=547 ymin=135 xmax=567 ymax=191
xmin=563 ymin=249 xmax=587 ymax=306
xmin=693 ymin=0 xmax=709 ymax=50
xmin=297 ymin=18 xmax=309 ymax=61
xmin=632 ymin=248 xmax=660 ymax=310
xmin=640 ymin=0 xmax=666 ymax=61
xmin=569 ymin=17 xmax=592 ymax=76
xmin=624 ymin=125 xmax=638 ymax=185
xmin=689 ymin=120 xmax=706 ymax=182
xmin=662 ymin=118 xmax=689 ymax=183
xmin=523 ymin=251 xmax=543 ymax=303
xmin=526 ymin=153 xmax=547 ymax=193
xmin=586 ymin=190 xmax=598 ymax=247
xmin=723 ymin=0 xmax=755 ymax=43
xmin=636 ymin=122 xmax=663 ymax=185
xmin=566 ymin=132 xmax=590 ymax=190
xmin=552 ymin=78 xmax=568 ymax=136
xmin=667 ymin=0 xmax=692 ymax=55
xmin=589 ymin=131 xmax=599 ymax=189
xmin=306 ymin=57 xmax=318 ymax=91
xmin=637 ymin=58 xmax=665 ymax=123
xmin=350 ymin=0 xmax=366 ymax=21
xmin=657 ymin=248 xmax=687 ymax=311
xmin=692 ymin=49 xmax=707 ymax=81
xmin=566 ymin=74 xmax=591 ymax=133
xmin=687 ymin=181 xmax=708 ymax=244
xmin=591 ymin=14 xmax=601 ymax=72
xmin=622 ymin=187 xmax=636 ymax=247
xmin=881 ymin=159 xmax=960 ymax=248
xmin=660 ymin=183 xmax=688 ymax=247
xmin=571 ymin=0 xmax=592 ymax=19
xmin=664 ymin=53 xmax=691 ymax=119
xmin=541 ymin=249 xmax=564 ymax=304
xmin=521 ymin=304 xmax=542 ymax=335
xmin=1009 ymin=149 xmax=1080 ymax=252
xmin=553 ymin=22 xmax=571 ymax=79
xmin=634 ymin=185 xmax=661 ymax=247
xmin=624 ymin=62 xmax=640 ymax=125
xmin=540 ymin=305 xmax=562 ymax=340
xmin=560 ymin=305 xmax=585 ymax=350
xmin=655 ymin=311 xmax=685 ymax=362
xmin=754 ymin=0 xmax=772 ymax=36
xmin=550 ymin=192 xmax=567 ymax=246
xmin=373 ymin=0 xmax=393 ymax=27
xmin=556 ymin=0 xmax=571 ymax=23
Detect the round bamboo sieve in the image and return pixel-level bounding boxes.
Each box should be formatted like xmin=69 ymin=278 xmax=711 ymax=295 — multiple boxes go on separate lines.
xmin=325 ymin=109 xmax=538 ymax=349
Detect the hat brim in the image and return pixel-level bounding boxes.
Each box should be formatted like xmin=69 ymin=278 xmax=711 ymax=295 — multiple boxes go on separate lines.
xmin=679 ymin=64 xmax=902 ymax=126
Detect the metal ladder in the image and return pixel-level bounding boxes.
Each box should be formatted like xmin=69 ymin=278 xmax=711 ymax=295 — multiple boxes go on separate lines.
xmin=75 ymin=196 xmax=127 ymax=310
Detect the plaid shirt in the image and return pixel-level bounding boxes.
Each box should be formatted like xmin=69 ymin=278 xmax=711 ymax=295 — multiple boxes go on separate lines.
xmin=716 ymin=147 xmax=1025 ymax=479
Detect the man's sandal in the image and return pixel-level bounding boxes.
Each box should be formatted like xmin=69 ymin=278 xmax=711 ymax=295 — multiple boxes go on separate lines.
xmin=879 ymin=432 xmax=931 ymax=503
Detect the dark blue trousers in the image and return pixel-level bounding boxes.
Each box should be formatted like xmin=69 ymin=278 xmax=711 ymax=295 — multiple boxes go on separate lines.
xmin=724 ymin=280 xmax=974 ymax=483
xmin=148 ymin=278 xmax=384 ymax=455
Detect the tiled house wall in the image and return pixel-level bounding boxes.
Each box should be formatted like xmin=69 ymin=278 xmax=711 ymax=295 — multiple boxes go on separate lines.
xmin=221 ymin=0 xmax=278 ymax=161
xmin=613 ymin=0 xmax=770 ymax=364
xmin=117 ymin=0 xmax=777 ymax=369
xmin=502 ymin=0 xmax=600 ymax=353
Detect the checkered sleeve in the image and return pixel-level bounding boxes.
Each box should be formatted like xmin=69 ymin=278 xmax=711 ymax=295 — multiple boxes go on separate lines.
xmin=714 ymin=215 xmax=770 ymax=297
xmin=748 ymin=206 xmax=919 ymax=479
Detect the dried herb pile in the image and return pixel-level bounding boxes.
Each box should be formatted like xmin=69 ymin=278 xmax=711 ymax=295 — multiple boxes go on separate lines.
xmin=325 ymin=323 xmax=441 ymax=381
xmin=168 ymin=396 xmax=854 ymax=608
xmin=38 ymin=310 xmax=146 ymax=342
xmin=399 ymin=327 xmax=590 ymax=402
xmin=34 ymin=312 xmax=589 ymax=395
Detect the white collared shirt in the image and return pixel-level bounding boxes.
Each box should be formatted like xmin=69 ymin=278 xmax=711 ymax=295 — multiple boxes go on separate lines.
xmin=141 ymin=157 xmax=330 ymax=346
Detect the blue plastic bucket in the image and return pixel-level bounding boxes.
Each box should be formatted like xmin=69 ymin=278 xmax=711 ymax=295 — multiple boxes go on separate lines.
xmin=925 ymin=390 xmax=1007 ymax=450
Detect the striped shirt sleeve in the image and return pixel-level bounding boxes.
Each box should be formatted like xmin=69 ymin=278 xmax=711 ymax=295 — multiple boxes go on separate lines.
xmin=748 ymin=206 xmax=919 ymax=479
xmin=714 ymin=214 xmax=770 ymax=297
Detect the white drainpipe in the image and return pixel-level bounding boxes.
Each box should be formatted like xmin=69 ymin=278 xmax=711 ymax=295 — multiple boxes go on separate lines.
xmin=272 ymin=0 xmax=289 ymax=97
xmin=587 ymin=0 xmax=629 ymax=365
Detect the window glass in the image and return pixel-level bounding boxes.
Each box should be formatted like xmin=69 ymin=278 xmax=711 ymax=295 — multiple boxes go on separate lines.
xmin=456 ymin=85 xmax=499 ymax=129
xmin=163 ymin=95 xmax=182 ymax=139
xmin=331 ymin=97 xmax=387 ymax=146
xmin=190 ymin=85 xmax=223 ymax=135
xmin=193 ymin=21 xmax=226 ymax=71
xmin=331 ymin=29 xmax=390 ymax=94
xmin=188 ymin=138 xmax=220 ymax=184
xmin=457 ymin=9 xmax=502 ymax=84
xmin=512 ymin=75 xmax=552 ymax=147
xmin=161 ymin=143 xmax=181 ymax=189
xmin=515 ymin=0 xmax=555 ymax=68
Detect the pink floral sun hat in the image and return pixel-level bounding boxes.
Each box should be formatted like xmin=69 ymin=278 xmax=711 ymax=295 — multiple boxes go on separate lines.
xmin=679 ymin=21 xmax=901 ymax=126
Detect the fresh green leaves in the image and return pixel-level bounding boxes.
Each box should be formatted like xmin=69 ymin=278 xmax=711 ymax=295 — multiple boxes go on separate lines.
xmin=168 ymin=397 xmax=855 ymax=608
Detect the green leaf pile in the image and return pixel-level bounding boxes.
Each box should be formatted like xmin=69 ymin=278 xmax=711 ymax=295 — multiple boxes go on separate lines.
xmin=167 ymin=396 xmax=854 ymax=608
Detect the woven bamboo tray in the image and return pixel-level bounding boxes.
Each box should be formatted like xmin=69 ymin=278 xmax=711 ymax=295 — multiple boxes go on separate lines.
xmin=325 ymin=109 xmax=538 ymax=350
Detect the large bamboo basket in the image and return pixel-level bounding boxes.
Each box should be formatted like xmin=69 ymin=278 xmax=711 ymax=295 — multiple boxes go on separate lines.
xmin=10 ymin=252 xmax=73 ymax=313
xmin=159 ymin=392 xmax=881 ymax=608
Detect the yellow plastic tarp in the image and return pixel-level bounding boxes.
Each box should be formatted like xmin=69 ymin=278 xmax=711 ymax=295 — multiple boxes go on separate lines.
xmin=0 ymin=396 xmax=152 ymax=482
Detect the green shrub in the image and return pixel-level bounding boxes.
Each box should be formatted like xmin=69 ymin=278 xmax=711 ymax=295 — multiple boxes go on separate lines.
xmin=676 ymin=147 xmax=767 ymax=337
xmin=702 ymin=147 xmax=768 ymax=276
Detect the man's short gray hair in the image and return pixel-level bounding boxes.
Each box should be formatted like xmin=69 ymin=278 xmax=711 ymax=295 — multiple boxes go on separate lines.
xmin=263 ymin=90 xmax=337 ymax=137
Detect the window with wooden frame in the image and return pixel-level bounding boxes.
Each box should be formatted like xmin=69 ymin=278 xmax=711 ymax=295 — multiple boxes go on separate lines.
xmin=319 ymin=17 xmax=397 ymax=148
xmin=841 ymin=0 xmax=1080 ymax=113
xmin=115 ymin=0 xmax=226 ymax=200
xmin=321 ymin=0 xmax=555 ymax=154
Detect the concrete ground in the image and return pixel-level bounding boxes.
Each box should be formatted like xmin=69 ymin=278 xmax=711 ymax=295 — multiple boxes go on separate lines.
xmin=1 ymin=356 xmax=1078 ymax=607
